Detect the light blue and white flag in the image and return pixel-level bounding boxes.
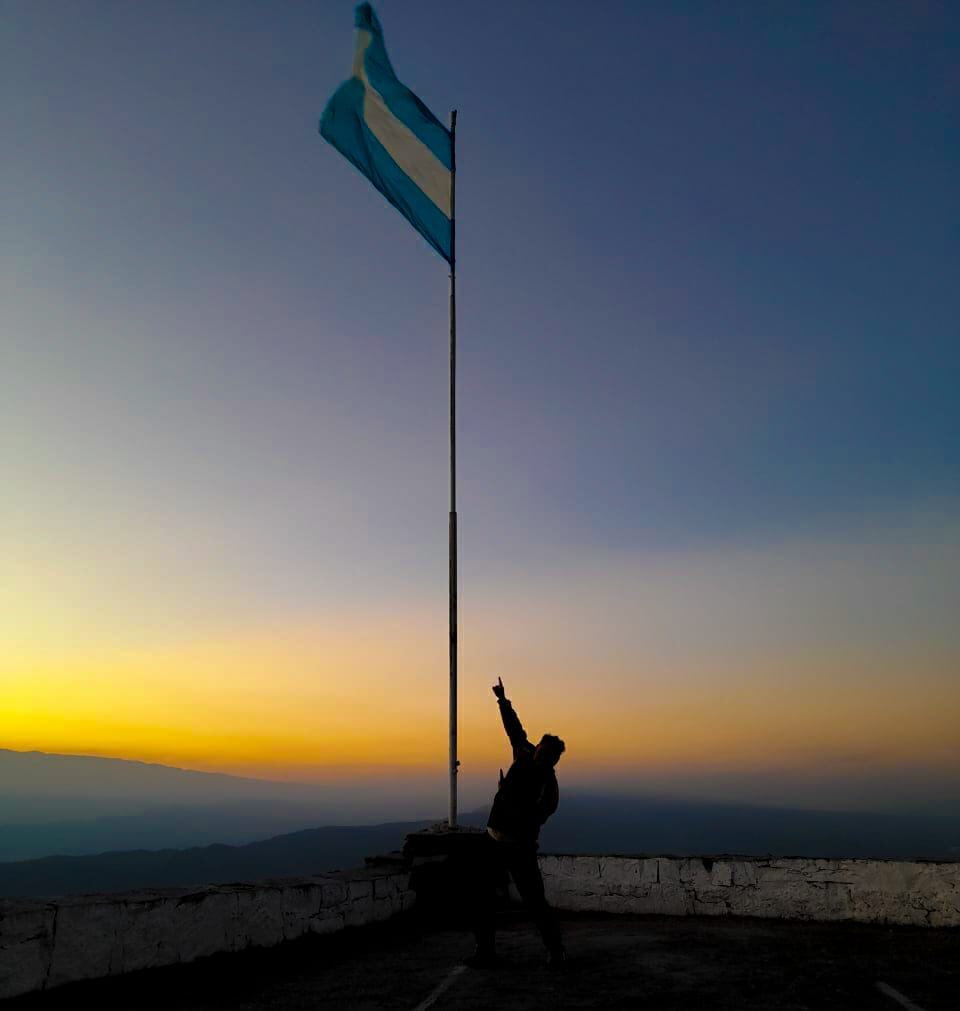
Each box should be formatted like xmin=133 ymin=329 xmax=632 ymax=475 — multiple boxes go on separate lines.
xmin=320 ymin=3 xmax=452 ymax=262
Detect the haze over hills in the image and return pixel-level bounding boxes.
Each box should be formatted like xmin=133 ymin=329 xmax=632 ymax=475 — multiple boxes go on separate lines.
xmin=0 ymin=748 xmax=446 ymax=821
xmin=2 ymin=795 xmax=959 ymax=900
xmin=0 ymin=818 xmax=443 ymax=899
xmin=3 ymin=749 xmax=958 ymax=896
xmin=0 ymin=749 xmax=451 ymax=861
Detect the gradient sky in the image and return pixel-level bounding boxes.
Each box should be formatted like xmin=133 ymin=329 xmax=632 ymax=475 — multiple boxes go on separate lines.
xmin=3 ymin=1 xmax=959 ymax=815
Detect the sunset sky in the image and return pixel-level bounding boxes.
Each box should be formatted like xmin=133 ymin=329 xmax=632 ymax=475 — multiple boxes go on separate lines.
xmin=3 ymin=2 xmax=958 ymax=815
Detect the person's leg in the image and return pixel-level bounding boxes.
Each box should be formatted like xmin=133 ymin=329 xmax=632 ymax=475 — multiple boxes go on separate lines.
xmin=468 ymin=834 xmax=500 ymax=962
xmin=505 ymin=843 xmax=564 ymax=956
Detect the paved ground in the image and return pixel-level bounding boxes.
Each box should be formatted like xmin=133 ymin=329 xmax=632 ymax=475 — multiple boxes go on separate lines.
xmin=10 ymin=911 xmax=958 ymax=1010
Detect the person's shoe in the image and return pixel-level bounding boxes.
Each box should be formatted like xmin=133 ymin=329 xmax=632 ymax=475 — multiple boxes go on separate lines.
xmin=463 ymin=949 xmax=497 ymax=969
xmin=546 ymin=946 xmax=567 ymax=970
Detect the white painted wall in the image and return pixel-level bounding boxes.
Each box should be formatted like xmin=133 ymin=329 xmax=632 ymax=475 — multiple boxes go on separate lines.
xmin=540 ymin=855 xmax=960 ymax=928
xmin=3 ymin=855 xmax=957 ymax=1001
xmin=0 ymin=868 xmax=413 ymax=1001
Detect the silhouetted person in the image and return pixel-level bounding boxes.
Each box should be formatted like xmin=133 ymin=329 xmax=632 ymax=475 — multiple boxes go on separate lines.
xmin=464 ymin=677 xmax=566 ymax=969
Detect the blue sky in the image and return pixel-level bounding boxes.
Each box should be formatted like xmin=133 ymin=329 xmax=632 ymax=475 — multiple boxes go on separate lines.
xmin=6 ymin=2 xmax=957 ymax=558
xmin=3 ymin=2 xmax=959 ymax=810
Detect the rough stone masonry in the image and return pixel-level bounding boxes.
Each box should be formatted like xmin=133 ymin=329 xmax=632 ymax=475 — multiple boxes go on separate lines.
xmin=0 ymin=866 xmax=414 ymax=1001
xmin=540 ymin=854 xmax=960 ymax=927
xmin=2 ymin=854 xmax=958 ymax=1001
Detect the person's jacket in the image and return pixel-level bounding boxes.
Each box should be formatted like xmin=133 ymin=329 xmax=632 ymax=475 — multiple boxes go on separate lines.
xmin=486 ymin=697 xmax=559 ymax=844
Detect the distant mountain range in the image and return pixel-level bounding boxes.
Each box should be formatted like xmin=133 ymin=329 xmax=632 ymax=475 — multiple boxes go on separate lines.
xmin=2 ymin=799 xmax=958 ymax=901
xmin=2 ymin=750 xmax=958 ymax=900
xmin=0 ymin=748 xmax=445 ymax=861
xmin=0 ymin=818 xmax=444 ymax=899
xmin=538 ymin=793 xmax=960 ymax=863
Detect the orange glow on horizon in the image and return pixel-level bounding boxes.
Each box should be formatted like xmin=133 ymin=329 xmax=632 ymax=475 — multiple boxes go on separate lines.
xmin=4 ymin=520 xmax=959 ymax=790
xmin=4 ymin=623 xmax=958 ymax=783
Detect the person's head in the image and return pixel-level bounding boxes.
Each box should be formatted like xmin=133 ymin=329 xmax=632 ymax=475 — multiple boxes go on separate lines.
xmin=534 ymin=733 xmax=566 ymax=767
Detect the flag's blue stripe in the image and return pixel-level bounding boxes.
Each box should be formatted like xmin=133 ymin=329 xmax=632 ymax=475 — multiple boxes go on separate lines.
xmin=320 ymin=77 xmax=451 ymax=262
xmin=354 ymin=3 xmax=452 ymax=171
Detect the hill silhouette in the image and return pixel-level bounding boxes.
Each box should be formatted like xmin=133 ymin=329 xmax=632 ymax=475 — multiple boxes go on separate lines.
xmin=0 ymin=818 xmax=447 ymax=898
xmin=2 ymin=794 xmax=958 ymax=900
xmin=0 ymin=749 xmax=448 ymax=861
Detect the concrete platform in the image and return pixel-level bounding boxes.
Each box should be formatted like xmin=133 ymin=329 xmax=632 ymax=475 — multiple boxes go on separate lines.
xmin=6 ymin=910 xmax=957 ymax=1010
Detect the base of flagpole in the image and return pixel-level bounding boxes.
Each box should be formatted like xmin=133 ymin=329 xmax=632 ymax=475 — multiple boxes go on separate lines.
xmin=403 ymin=824 xmax=489 ymax=924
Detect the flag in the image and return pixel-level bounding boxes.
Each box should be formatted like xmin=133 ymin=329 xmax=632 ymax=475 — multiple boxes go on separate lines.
xmin=319 ymin=3 xmax=452 ymax=262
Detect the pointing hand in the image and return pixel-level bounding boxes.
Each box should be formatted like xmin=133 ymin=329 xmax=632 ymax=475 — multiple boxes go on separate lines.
xmin=492 ymin=676 xmax=506 ymax=701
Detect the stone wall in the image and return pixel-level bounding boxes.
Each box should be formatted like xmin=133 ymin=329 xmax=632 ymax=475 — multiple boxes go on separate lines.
xmin=540 ymin=854 xmax=960 ymax=928
xmin=0 ymin=867 xmax=414 ymax=1001
xmin=4 ymin=854 xmax=958 ymax=1001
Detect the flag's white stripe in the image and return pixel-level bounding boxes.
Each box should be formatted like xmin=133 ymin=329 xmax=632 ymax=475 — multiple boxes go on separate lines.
xmin=354 ymin=30 xmax=451 ymax=218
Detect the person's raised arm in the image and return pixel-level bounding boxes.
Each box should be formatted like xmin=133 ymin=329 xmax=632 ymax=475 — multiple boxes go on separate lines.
xmin=492 ymin=677 xmax=533 ymax=757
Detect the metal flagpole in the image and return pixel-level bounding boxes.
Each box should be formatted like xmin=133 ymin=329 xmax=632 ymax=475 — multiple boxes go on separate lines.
xmin=448 ymin=109 xmax=458 ymax=827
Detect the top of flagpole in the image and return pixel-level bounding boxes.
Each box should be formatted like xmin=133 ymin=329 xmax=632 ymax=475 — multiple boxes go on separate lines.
xmin=449 ymin=110 xmax=457 ymax=275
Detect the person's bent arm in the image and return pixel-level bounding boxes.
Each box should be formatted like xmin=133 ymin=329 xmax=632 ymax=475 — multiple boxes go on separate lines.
xmin=535 ymin=775 xmax=559 ymax=825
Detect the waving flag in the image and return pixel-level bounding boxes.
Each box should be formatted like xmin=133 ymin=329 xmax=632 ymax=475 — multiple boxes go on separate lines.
xmin=319 ymin=3 xmax=453 ymax=262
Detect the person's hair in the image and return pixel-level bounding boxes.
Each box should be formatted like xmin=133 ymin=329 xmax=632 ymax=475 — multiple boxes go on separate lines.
xmin=540 ymin=734 xmax=566 ymax=756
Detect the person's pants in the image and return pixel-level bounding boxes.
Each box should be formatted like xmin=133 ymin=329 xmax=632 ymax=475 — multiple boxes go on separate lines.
xmin=473 ymin=833 xmax=563 ymax=955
